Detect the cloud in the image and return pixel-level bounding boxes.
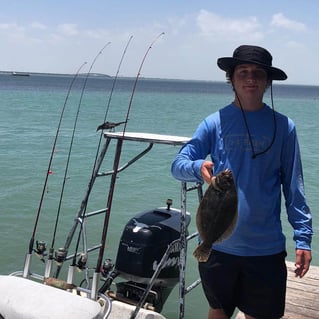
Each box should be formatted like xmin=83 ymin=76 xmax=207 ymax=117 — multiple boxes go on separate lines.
xmin=196 ymin=10 xmax=263 ymax=41
xmin=0 ymin=22 xmax=25 ymax=33
xmin=0 ymin=22 xmax=28 ymax=44
xmin=56 ymin=23 xmax=79 ymax=36
xmin=270 ymin=13 xmax=306 ymax=31
xmin=30 ymin=22 xmax=47 ymax=30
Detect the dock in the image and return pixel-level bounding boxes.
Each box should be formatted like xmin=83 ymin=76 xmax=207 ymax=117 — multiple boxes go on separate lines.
xmin=235 ymin=261 xmax=319 ymax=319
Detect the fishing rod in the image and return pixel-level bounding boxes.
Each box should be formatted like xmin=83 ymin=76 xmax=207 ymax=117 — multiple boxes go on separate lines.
xmin=68 ymin=36 xmax=134 ymax=273
xmin=97 ymin=35 xmax=134 ymax=144
xmin=91 ymin=32 xmax=165 ymax=299
xmin=46 ymin=42 xmax=111 ymax=278
xmin=51 ymin=41 xmax=111 ymax=248
xmin=22 ymin=61 xmax=87 ymax=278
xmin=56 ymin=37 xmax=133 ymax=263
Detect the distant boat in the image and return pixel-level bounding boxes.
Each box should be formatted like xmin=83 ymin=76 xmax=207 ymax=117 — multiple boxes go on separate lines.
xmin=12 ymin=71 xmax=30 ymax=76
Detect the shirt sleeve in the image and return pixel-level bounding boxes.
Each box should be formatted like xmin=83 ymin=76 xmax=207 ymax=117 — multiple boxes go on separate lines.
xmin=171 ymin=117 xmax=213 ymax=183
xmin=281 ymin=122 xmax=313 ymax=250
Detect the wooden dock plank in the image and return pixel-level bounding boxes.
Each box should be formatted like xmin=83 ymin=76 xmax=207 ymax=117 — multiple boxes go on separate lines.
xmin=234 ymin=261 xmax=319 ymax=319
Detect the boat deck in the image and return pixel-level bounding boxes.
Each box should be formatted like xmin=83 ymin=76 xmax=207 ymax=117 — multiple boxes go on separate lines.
xmin=235 ymin=261 xmax=319 ymax=318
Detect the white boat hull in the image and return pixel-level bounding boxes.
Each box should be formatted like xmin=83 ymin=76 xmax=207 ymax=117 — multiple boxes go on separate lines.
xmin=0 ymin=275 xmax=102 ymax=319
xmin=0 ymin=275 xmax=166 ymax=319
xmin=108 ymin=301 xmax=166 ymax=319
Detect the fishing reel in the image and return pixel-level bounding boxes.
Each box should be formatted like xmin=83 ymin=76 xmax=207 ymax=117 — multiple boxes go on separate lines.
xmin=34 ymin=240 xmax=47 ymax=262
xmin=55 ymin=247 xmax=67 ymax=266
xmin=99 ymin=258 xmax=118 ymax=294
xmin=76 ymin=253 xmax=87 ymax=271
xmin=101 ymin=258 xmax=114 ymax=278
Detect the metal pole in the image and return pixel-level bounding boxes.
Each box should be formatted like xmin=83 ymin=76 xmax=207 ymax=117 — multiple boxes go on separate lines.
xmin=178 ymin=181 xmax=188 ymax=319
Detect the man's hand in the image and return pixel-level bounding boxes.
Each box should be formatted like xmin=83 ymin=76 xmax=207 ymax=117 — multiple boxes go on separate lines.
xmin=201 ymin=161 xmax=214 ymax=184
xmin=295 ymin=249 xmax=312 ymax=278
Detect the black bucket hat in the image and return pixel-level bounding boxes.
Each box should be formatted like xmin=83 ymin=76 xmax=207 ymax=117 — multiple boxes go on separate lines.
xmin=217 ymin=45 xmax=287 ymax=81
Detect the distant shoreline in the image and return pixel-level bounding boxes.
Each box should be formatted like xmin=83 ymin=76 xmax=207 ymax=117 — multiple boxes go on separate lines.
xmin=1 ymin=70 xmax=318 ymax=88
xmin=0 ymin=70 xmax=218 ymax=84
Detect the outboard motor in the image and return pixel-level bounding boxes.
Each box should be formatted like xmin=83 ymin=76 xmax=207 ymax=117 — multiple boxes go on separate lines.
xmin=114 ymin=200 xmax=191 ymax=312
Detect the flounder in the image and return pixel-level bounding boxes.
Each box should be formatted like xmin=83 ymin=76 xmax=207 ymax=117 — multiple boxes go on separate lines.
xmin=193 ymin=169 xmax=238 ymax=262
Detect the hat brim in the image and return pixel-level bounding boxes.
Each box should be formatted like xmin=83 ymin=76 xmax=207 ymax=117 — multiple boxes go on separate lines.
xmin=217 ymin=57 xmax=287 ymax=81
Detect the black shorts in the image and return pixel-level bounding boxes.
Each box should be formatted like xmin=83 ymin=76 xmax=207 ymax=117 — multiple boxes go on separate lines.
xmin=198 ymin=250 xmax=287 ymax=319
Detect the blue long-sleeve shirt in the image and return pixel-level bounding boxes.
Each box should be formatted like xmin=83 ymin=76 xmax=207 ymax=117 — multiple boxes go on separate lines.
xmin=171 ymin=103 xmax=312 ymax=256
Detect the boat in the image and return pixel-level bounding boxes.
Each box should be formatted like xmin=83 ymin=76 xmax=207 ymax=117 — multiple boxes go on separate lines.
xmin=0 ymin=128 xmax=207 ymax=319
xmin=11 ymin=71 xmax=30 ymax=76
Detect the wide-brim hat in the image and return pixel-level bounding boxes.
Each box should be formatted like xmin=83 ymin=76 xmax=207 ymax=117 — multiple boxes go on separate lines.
xmin=217 ymin=45 xmax=287 ymax=81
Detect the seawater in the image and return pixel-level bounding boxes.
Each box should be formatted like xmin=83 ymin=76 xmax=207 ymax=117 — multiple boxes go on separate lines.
xmin=0 ymin=73 xmax=318 ymax=318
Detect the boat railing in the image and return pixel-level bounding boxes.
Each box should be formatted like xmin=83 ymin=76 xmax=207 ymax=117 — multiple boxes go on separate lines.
xmin=129 ymin=180 xmax=203 ymax=319
xmin=95 ymin=132 xmax=202 ymax=319
xmin=17 ymin=131 xmax=203 ymax=319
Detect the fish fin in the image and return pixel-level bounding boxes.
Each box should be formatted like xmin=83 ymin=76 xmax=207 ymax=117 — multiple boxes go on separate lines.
xmin=193 ymin=244 xmax=211 ymax=262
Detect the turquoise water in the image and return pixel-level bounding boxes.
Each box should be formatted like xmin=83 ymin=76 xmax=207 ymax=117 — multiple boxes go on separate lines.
xmin=0 ymin=73 xmax=318 ymax=318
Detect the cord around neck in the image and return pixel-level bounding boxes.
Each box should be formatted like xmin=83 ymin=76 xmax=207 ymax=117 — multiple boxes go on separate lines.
xmin=234 ymin=84 xmax=277 ymax=159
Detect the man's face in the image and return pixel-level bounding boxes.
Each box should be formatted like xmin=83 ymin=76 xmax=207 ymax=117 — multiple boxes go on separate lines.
xmin=232 ymin=64 xmax=269 ymax=100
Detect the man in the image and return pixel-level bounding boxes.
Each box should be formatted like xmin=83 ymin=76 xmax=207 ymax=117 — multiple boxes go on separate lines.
xmin=171 ymin=45 xmax=313 ymax=319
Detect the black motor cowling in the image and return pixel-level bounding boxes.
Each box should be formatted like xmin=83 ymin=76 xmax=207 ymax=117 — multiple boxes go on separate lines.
xmin=114 ymin=203 xmax=191 ymax=312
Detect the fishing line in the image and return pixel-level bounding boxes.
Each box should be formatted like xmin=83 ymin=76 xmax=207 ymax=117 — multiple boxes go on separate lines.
xmin=70 ymin=36 xmax=134 ymax=267
xmin=95 ymin=32 xmax=165 ymax=273
xmin=26 ymin=61 xmax=87 ymax=256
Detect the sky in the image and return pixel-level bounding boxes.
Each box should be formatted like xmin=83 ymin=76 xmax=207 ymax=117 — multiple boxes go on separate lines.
xmin=1 ymin=0 xmax=319 ymax=85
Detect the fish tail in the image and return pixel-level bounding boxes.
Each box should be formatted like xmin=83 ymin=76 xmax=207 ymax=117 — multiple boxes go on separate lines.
xmin=193 ymin=244 xmax=211 ymax=262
